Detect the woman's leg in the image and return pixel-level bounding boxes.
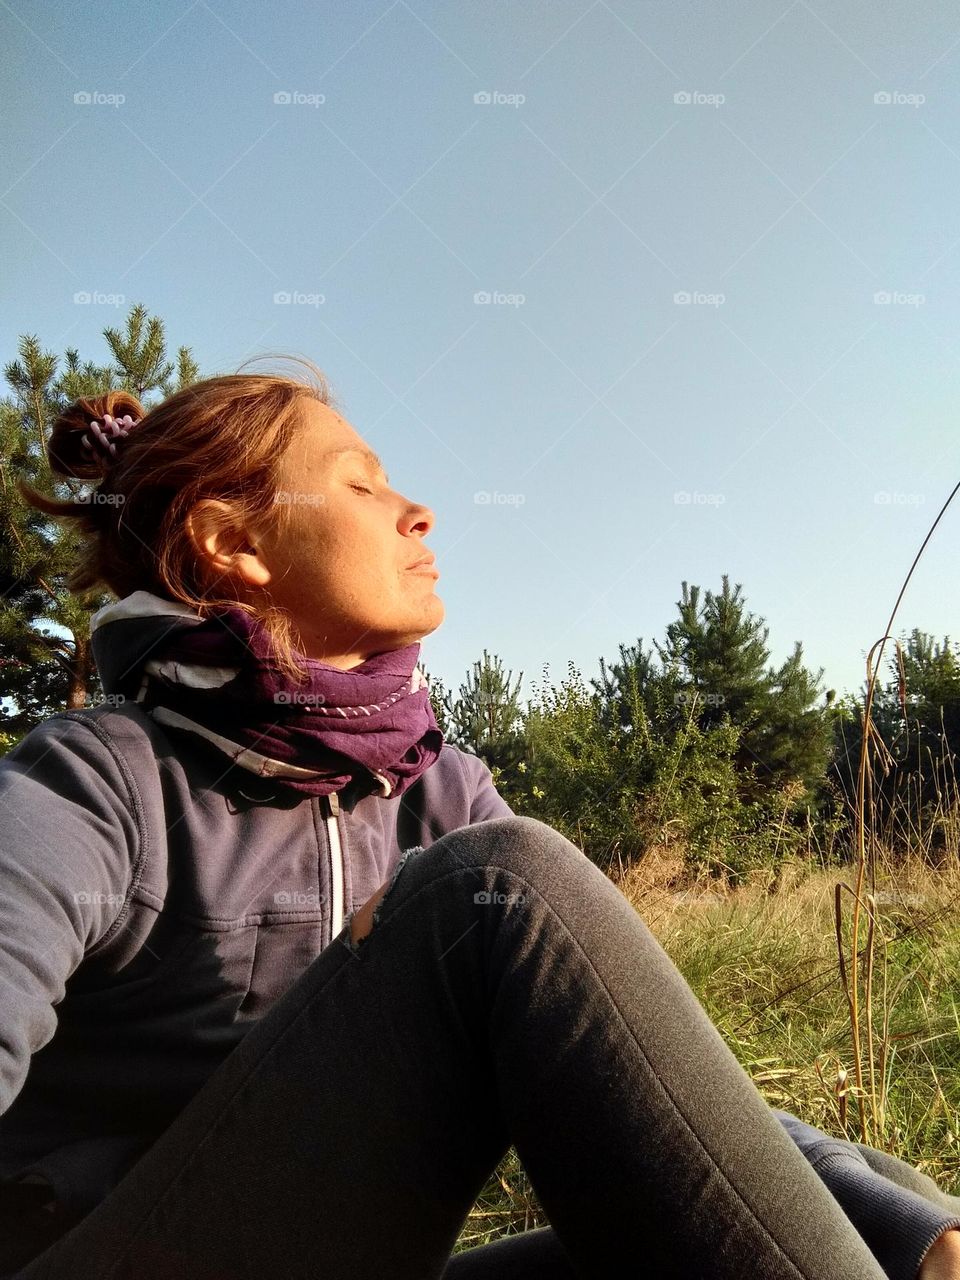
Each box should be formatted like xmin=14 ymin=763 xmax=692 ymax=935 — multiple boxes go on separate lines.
xmin=10 ymin=815 xmax=888 ymax=1280
xmin=440 ymin=1224 xmax=578 ymax=1278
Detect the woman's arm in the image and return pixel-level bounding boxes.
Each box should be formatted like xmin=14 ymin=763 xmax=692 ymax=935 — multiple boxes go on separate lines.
xmin=0 ymin=715 xmax=138 ymax=1116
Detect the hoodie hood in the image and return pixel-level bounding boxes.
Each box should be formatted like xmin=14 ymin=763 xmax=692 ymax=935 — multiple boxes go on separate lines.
xmin=88 ymin=590 xmax=443 ymax=799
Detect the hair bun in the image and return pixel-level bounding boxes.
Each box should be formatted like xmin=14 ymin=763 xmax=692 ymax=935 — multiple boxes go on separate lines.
xmin=47 ymin=391 xmax=145 ymax=480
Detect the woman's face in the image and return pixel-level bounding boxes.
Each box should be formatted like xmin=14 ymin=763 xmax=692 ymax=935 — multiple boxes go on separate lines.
xmin=241 ymin=398 xmax=444 ymax=668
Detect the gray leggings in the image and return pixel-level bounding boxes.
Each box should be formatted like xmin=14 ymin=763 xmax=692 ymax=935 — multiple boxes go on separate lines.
xmin=6 ymin=816 xmax=910 ymax=1278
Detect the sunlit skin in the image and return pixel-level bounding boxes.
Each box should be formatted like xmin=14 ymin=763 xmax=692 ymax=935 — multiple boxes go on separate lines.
xmin=186 ymin=398 xmax=444 ymax=670
xmin=185 ymin=398 xmax=443 ymax=941
xmin=921 ymin=1229 xmax=960 ymax=1280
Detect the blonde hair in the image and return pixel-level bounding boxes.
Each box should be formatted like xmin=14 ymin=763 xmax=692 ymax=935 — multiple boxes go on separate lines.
xmin=18 ymin=356 xmax=338 ymax=684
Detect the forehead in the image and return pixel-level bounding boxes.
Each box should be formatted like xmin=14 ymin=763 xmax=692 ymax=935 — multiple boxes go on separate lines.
xmin=290 ymin=400 xmax=389 ymax=481
xmin=322 ymin=445 xmax=389 ymax=482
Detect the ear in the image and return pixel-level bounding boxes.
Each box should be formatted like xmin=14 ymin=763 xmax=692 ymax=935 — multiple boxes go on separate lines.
xmin=185 ymin=499 xmax=272 ymax=590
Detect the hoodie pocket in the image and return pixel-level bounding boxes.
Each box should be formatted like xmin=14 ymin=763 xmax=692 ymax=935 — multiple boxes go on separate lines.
xmin=237 ymin=920 xmax=326 ymax=1021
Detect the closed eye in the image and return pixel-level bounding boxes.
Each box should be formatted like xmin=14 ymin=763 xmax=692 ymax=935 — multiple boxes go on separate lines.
xmin=349 ymin=483 xmax=373 ymax=495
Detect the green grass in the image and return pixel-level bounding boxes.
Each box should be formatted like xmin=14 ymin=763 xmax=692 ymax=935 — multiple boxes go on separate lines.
xmin=453 ymin=854 xmax=960 ymax=1253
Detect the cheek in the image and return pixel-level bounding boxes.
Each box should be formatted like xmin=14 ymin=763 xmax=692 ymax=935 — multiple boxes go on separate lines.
xmin=271 ymin=503 xmax=336 ymax=570
xmin=302 ymin=503 xmax=381 ymax=572
xmin=278 ymin=494 xmax=393 ymax=582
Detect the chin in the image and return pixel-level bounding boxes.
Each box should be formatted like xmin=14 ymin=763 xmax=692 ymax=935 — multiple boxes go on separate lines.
xmin=424 ymin=596 xmax=445 ymax=632
xmin=400 ymin=600 xmax=445 ymax=646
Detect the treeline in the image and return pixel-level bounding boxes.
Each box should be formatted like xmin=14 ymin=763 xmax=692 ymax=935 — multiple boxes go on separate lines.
xmin=425 ymin=587 xmax=960 ymax=880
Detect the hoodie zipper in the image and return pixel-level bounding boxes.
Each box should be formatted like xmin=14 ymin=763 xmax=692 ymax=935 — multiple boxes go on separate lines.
xmin=324 ymin=792 xmax=344 ymax=944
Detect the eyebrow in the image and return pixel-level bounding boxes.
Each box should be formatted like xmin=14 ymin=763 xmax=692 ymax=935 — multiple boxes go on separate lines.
xmin=324 ymin=447 xmax=390 ymax=485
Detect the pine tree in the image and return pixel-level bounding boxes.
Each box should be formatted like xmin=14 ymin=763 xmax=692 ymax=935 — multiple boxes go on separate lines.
xmin=0 ymin=305 xmax=199 ymax=730
xmin=447 ymin=649 xmax=526 ymax=791
xmin=833 ymin=629 xmax=960 ymax=850
xmin=590 ymin=638 xmax=680 ymax=734
xmin=656 ymin=575 xmax=832 ymax=802
xmin=893 ymin=629 xmax=960 ymax=747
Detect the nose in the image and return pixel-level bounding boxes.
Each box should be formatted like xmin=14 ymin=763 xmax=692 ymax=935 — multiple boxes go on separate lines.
xmin=401 ymin=499 xmax=435 ymax=537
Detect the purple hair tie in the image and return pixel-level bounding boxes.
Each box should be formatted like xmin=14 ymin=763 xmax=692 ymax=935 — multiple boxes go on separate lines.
xmin=80 ymin=412 xmax=141 ymax=461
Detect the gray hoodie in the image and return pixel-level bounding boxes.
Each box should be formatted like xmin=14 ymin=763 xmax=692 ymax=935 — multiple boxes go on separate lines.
xmin=0 ymin=695 xmax=957 ymax=1279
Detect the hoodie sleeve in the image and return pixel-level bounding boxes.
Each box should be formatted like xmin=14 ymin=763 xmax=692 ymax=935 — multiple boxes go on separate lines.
xmin=0 ymin=714 xmax=140 ymax=1118
xmin=774 ymin=1109 xmax=960 ymax=1280
xmin=454 ymin=749 xmax=515 ymax=824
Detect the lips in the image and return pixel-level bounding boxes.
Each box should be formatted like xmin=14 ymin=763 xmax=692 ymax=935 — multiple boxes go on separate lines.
xmin=407 ymin=554 xmax=437 ymax=571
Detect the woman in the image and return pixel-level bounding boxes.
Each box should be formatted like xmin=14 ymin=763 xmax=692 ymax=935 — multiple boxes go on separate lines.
xmin=0 ymin=359 xmax=957 ymax=1279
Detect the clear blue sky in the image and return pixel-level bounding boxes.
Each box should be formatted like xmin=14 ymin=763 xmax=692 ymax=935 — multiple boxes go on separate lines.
xmin=4 ymin=0 xmax=960 ymax=707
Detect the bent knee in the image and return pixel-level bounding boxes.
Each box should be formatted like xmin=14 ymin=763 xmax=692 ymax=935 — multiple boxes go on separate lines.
xmin=439 ymin=814 xmax=585 ymax=883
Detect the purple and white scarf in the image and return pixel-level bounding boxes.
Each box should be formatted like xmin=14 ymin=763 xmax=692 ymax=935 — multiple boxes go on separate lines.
xmin=89 ymin=591 xmax=443 ymax=798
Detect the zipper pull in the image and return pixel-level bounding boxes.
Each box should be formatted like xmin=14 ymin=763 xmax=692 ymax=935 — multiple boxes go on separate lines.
xmin=328 ymin=790 xmax=340 ymax=815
